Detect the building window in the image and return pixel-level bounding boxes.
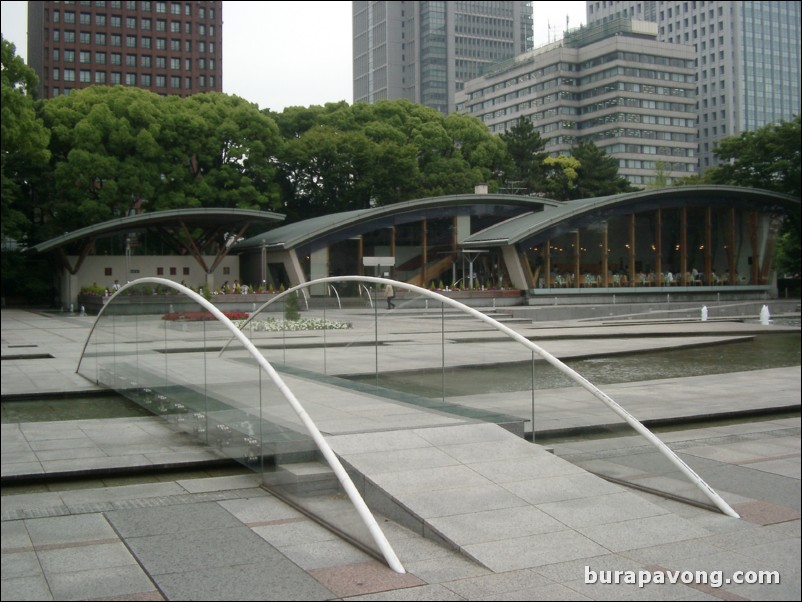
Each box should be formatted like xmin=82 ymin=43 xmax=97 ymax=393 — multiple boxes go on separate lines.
xmin=140 ymin=74 xmax=151 ymax=86
xmin=105 ymin=267 xmax=113 ymax=276
xmin=80 ymin=12 xmax=90 ymax=25
xmin=182 ymin=267 xmax=190 ymax=275
xmin=126 ymin=16 xmax=136 ymax=29
xmin=140 ymin=55 xmax=151 ymax=68
xmin=126 ymin=54 xmax=136 ymax=66
xmin=125 ymin=73 xmax=136 ymax=85
xmin=170 ymin=57 xmax=180 ymax=69
xmin=64 ymin=68 xmax=76 ymax=82
xmin=52 ymin=67 xmax=60 ymax=81
xmin=95 ymin=71 xmax=106 ymax=83
xmin=156 ymin=74 xmax=166 ymax=88
xmin=95 ymin=13 xmax=106 ymax=26
xmin=156 ymin=56 xmax=166 ymax=68
xmin=156 ymin=37 xmax=166 ymax=49
xmin=141 ymin=17 xmax=151 ymax=30
xmin=156 ymin=19 xmax=166 ymax=31
xmin=80 ymin=50 xmax=91 ymax=63
xmin=95 ymin=51 xmax=106 ymax=64
xmin=80 ymin=31 xmax=90 ymax=44
xmin=170 ymin=20 xmax=180 ymax=33
xmin=157 ymin=267 xmax=164 ymax=275
xmin=170 ymin=2 xmax=181 ymax=14
xmin=126 ymin=35 xmax=137 ymax=48
xmin=156 ymin=2 xmax=166 ymax=13
xmin=111 ymin=34 xmax=122 ymax=46
xmin=65 ymin=30 xmax=76 ymax=42
xmin=110 ymin=71 xmax=121 ymax=84
xmin=169 ymin=266 xmax=177 ymax=275
xmin=64 ymin=11 xmax=76 ymax=23
xmin=64 ymin=49 xmax=75 ymax=62
xmin=170 ymin=75 xmax=180 ymax=88
xmin=80 ymin=69 xmax=91 ymax=83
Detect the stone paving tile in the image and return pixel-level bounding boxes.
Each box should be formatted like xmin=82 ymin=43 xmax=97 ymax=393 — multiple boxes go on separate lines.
xmin=462 ymin=529 xmax=609 ymax=572
xmin=308 ymin=561 xmax=426 ymax=598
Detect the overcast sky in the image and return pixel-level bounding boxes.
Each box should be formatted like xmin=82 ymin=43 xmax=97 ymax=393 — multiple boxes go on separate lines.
xmin=1 ymin=1 xmax=587 ymax=111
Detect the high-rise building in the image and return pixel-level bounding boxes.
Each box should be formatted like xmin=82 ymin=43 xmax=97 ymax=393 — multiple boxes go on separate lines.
xmin=353 ymin=1 xmax=533 ymax=115
xmin=586 ymin=1 xmax=801 ymax=172
xmin=456 ymin=19 xmax=698 ymax=187
xmin=27 ymin=1 xmax=223 ymax=99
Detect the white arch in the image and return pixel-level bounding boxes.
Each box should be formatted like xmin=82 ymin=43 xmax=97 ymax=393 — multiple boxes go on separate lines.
xmin=233 ymin=275 xmax=740 ymax=519
xmin=76 ymin=277 xmax=406 ymax=574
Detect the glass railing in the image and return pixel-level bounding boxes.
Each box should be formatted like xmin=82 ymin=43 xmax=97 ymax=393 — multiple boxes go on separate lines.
xmin=234 ymin=276 xmax=740 ymax=519
xmin=78 ymin=276 xmax=739 ymax=572
xmin=76 ymin=278 xmax=404 ymax=573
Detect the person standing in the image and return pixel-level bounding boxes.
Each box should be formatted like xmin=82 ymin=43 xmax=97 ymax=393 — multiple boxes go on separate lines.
xmin=384 ymin=283 xmax=396 ymax=309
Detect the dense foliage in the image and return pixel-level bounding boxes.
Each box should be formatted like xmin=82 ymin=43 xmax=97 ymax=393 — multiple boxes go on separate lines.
xmin=702 ymin=116 xmax=801 ymax=275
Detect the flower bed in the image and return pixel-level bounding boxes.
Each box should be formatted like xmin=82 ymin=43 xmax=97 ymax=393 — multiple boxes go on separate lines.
xmin=231 ymin=317 xmax=351 ymax=332
xmin=162 ymin=311 xmax=250 ymax=321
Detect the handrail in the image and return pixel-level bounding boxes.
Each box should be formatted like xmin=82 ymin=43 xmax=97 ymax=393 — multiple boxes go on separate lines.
xmin=359 ymin=283 xmax=374 ymax=309
xmin=327 ymin=284 xmax=342 ymax=310
xmin=224 ymin=275 xmax=740 ymax=519
xmin=75 ymin=277 xmax=406 ymax=573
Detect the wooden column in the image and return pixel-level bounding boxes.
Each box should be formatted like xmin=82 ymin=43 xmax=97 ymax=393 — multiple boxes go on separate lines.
xmin=727 ymin=208 xmax=736 ymax=284
xmin=628 ymin=214 xmax=636 ymax=286
xmin=573 ymin=230 xmax=580 ymax=288
xmin=704 ymin=207 xmax=712 ymax=284
xmin=655 ymin=209 xmax=663 ymax=277
xmin=545 ymin=240 xmax=552 ymax=288
xmin=602 ymin=222 xmax=609 ymax=287
xmin=680 ymin=207 xmax=688 ymax=285
xmin=421 ymin=219 xmax=428 ymax=287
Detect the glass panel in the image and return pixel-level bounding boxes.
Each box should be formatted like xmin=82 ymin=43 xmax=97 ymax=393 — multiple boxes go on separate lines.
xmin=76 ymin=280 xmax=397 ymax=567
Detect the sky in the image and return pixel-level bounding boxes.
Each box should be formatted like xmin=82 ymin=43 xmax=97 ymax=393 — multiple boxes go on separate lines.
xmin=0 ymin=1 xmax=587 ymax=112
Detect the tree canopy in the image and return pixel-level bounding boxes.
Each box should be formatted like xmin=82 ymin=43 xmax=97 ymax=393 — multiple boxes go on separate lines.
xmin=704 ymin=116 xmax=801 ymax=275
xmin=1 ymin=36 xmax=50 ymax=241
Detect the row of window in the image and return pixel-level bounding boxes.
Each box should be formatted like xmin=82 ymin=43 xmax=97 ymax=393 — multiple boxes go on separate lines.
xmin=51 ymin=49 xmax=215 ymax=70
xmin=51 ymin=69 xmax=215 ymax=88
xmin=50 ymin=29 xmax=216 ymax=53
xmin=55 ymin=1 xmax=215 ymax=20
xmin=51 ymin=11 xmax=216 ymax=34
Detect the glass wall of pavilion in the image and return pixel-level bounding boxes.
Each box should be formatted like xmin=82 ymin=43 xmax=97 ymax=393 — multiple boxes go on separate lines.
xmin=524 ymin=201 xmax=783 ymax=290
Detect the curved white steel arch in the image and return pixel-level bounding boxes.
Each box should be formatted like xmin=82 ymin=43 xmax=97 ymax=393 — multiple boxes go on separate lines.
xmin=76 ymin=277 xmax=406 ymax=574
xmin=232 ymin=275 xmax=740 ymax=519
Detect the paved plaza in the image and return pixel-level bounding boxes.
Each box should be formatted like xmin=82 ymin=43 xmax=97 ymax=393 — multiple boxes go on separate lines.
xmin=1 ymin=303 xmax=800 ymax=601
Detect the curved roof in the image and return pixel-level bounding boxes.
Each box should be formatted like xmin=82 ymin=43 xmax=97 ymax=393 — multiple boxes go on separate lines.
xmin=462 ymin=186 xmax=800 ymax=248
xmin=29 ymin=208 xmax=284 ymax=254
xmin=234 ymin=193 xmax=561 ymax=252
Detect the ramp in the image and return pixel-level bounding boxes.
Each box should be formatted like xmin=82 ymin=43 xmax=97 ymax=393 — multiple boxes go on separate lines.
xmin=330 ymin=423 xmax=712 ymax=571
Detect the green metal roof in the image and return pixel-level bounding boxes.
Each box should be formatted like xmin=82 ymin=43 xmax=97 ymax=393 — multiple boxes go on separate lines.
xmin=28 ymin=208 xmax=284 ymax=254
xmin=234 ymin=193 xmax=561 ymax=252
xmin=462 ymin=186 xmax=800 ymax=247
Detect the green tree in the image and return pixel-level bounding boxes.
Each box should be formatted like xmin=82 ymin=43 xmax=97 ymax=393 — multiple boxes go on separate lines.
xmin=1 ymin=36 xmax=50 ymax=242
xmin=542 ymin=155 xmax=580 ymax=201
xmin=37 ymin=87 xmax=282 ymax=237
xmin=498 ymin=117 xmax=547 ymax=194
xmin=704 ymin=116 xmax=801 ymax=275
xmin=273 ymin=99 xmax=506 ymax=219
xmin=571 ymin=141 xmax=635 ymax=199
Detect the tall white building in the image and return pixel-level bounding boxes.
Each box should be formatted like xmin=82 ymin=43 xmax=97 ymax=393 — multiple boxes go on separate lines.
xmin=353 ymin=1 xmax=533 ymax=115
xmin=586 ymin=1 xmax=801 ymax=172
xmin=456 ymin=19 xmax=698 ymax=187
